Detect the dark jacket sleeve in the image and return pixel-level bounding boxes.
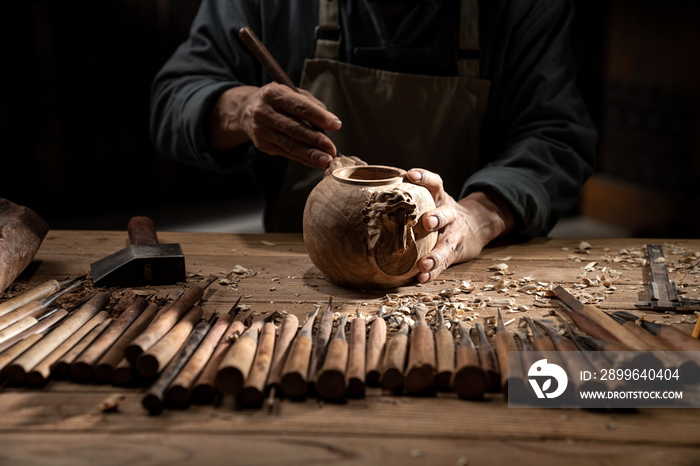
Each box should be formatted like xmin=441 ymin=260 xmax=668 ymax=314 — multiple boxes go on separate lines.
xmin=149 ymin=0 xmax=262 ymax=173
xmin=464 ymin=0 xmax=597 ymax=236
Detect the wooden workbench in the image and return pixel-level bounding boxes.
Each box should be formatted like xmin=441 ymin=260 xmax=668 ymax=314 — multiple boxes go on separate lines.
xmin=1 ymin=231 xmax=699 ymax=465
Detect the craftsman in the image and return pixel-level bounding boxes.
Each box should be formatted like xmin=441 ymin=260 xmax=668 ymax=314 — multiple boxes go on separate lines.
xmin=150 ymin=0 xmax=596 ymax=283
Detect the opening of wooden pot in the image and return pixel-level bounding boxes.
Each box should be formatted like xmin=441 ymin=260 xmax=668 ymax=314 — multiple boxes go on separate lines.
xmin=333 ymin=166 xmax=406 ymax=185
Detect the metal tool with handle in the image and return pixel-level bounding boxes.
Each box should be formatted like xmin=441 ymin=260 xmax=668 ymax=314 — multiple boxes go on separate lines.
xmin=90 ymin=216 xmax=186 ymax=287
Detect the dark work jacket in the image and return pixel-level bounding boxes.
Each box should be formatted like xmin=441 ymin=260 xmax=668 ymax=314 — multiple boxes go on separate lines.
xmin=149 ymin=0 xmax=597 ymax=235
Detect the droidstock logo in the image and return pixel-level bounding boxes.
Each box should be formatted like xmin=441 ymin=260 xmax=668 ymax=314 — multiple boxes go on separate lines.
xmin=528 ymin=359 xmax=568 ymax=399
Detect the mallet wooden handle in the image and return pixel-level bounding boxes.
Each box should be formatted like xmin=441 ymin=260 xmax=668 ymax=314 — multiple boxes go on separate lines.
xmin=346 ymin=315 xmax=366 ymax=397
xmin=127 ymin=216 xmax=158 ymax=246
xmin=126 ymin=286 xmax=204 ymax=362
xmin=403 ymin=324 xmax=436 ymax=394
xmin=241 ymin=322 xmax=277 ymax=405
xmin=29 ymin=314 xmax=111 ymax=385
xmin=216 ymin=323 xmax=261 ymax=395
xmin=5 ymin=292 xmax=109 ymax=384
xmin=434 ymin=327 xmax=454 ymax=391
xmin=379 ymin=328 xmax=408 ymax=391
xmin=266 ymin=314 xmax=299 ymax=388
xmin=166 ymin=314 xmax=231 ymax=407
xmin=365 ymin=316 xmax=386 ymax=387
xmin=0 ymin=309 xmax=67 ymax=354
xmin=94 ymin=299 xmax=162 ymax=382
xmin=0 ymin=316 xmax=38 ymax=344
xmin=71 ymin=296 xmax=150 ymax=381
xmin=0 ymin=333 xmax=43 ymax=372
xmin=142 ymin=320 xmax=210 ymax=414
xmin=0 ymin=280 xmax=60 ymax=318
xmin=136 ymin=305 xmax=203 ymax=378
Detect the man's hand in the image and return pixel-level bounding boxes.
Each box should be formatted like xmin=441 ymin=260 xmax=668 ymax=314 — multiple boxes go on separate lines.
xmin=208 ymin=83 xmax=342 ymax=168
xmin=406 ymin=169 xmax=515 ymax=283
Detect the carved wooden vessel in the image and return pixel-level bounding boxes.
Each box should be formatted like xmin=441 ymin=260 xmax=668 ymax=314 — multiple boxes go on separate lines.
xmin=303 ymin=165 xmax=437 ymax=289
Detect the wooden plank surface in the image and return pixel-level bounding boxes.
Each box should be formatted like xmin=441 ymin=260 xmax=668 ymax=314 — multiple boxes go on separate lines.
xmin=2 ymin=231 xmax=700 ymax=464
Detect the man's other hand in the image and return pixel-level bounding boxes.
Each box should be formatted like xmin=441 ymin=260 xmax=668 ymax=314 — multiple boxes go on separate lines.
xmin=406 ymin=168 xmax=515 ymax=283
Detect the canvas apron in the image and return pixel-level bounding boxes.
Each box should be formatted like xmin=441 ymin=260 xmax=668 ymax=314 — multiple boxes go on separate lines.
xmin=267 ymin=0 xmax=491 ymax=232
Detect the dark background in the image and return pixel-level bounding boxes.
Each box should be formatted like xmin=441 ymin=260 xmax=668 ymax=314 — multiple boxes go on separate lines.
xmin=2 ymin=0 xmax=699 ymax=237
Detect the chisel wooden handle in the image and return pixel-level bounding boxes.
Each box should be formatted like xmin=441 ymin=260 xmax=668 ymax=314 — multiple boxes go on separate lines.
xmin=127 ymin=216 xmax=158 ymax=245
xmin=568 ymin=308 xmax=618 ymax=343
xmin=216 ymin=326 xmax=260 ymax=395
xmin=452 ymin=344 xmax=488 ymax=399
xmin=0 ymin=333 xmax=43 ymax=372
xmin=403 ymin=325 xmax=435 ymax=394
xmin=434 ymin=327 xmax=454 ymax=391
xmin=308 ymin=309 xmax=333 ymax=383
xmin=52 ymin=315 xmax=113 ymax=379
xmin=5 ymin=292 xmax=109 ymax=384
xmin=0 ymin=280 xmax=59 ymax=318
xmin=380 ymin=332 xmax=408 ymax=391
xmin=476 ymin=323 xmax=500 ymax=392
xmin=126 ymin=286 xmax=204 ymax=362
xmin=167 ymin=314 xmax=231 ymax=407
xmin=654 ymin=325 xmax=700 ymax=351
xmin=191 ymin=319 xmax=245 ymax=403
xmin=579 ymin=304 xmax=652 ymax=351
xmin=142 ymin=320 xmax=210 ymax=414
xmin=136 ymin=305 xmax=203 ymax=378
xmin=280 ymin=335 xmax=313 ymax=397
xmin=29 ymin=314 xmax=111 ymax=385
xmin=494 ymin=330 xmax=519 ymax=397
xmin=72 ymin=296 xmax=150 ymax=381
xmin=365 ymin=316 xmax=386 ymax=387
xmin=266 ymin=314 xmax=298 ymax=388
xmin=531 ymin=333 xmax=556 ymax=353
xmin=95 ymin=299 xmax=162 ymax=382
xmin=620 ymin=321 xmax=671 ymax=351
xmin=0 ymin=316 xmax=38 ymax=344
xmin=239 ymin=27 xmax=298 ymax=91
xmin=0 ymin=301 xmax=44 ymax=332
xmin=112 ymin=357 xmax=134 ymax=386
xmin=316 ymin=338 xmax=348 ymax=400
xmin=346 ymin=316 xmax=366 ymax=397
xmin=0 ymin=309 xmax=67 ymax=354
xmin=241 ymin=322 xmax=277 ymax=405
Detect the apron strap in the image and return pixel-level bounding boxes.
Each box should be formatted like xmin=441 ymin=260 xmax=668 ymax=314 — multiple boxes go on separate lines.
xmin=315 ymin=0 xmax=342 ymax=59
xmin=458 ymin=0 xmax=480 ymax=78
xmin=314 ymin=0 xmax=480 ymax=77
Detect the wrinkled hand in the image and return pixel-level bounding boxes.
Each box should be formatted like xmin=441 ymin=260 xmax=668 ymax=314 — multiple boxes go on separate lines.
xmin=406 ymin=169 xmax=515 ymax=283
xmin=209 ymin=83 xmax=342 ymax=168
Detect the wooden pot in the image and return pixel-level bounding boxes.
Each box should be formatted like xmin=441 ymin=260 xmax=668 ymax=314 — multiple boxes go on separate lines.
xmin=303 ymin=165 xmax=437 ymax=289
